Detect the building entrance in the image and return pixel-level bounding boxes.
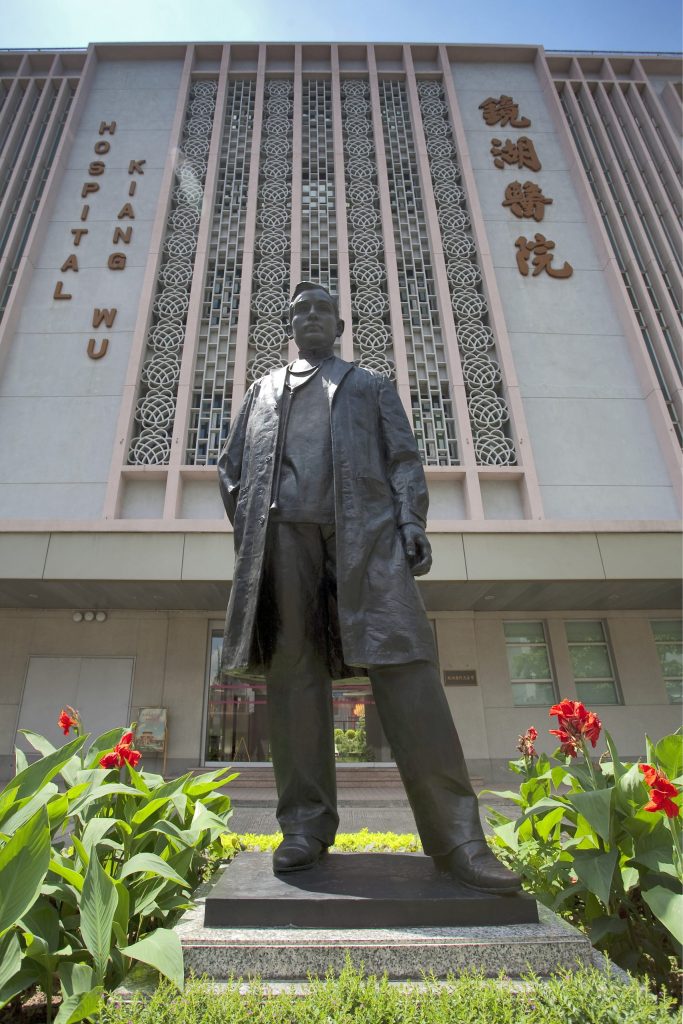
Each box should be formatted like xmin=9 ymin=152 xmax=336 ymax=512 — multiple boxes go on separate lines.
xmin=204 ymin=631 xmax=392 ymax=763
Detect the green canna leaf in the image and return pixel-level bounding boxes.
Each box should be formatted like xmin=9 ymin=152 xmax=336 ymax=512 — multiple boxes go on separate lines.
xmin=566 ymin=788 xmax=614 ymax=845
xmin=654 ymin=733 xmax=683 ymax=782
xmin=80 ymin=854 xmax=117 ymax=983
xmin=571 ymin=848 xmax=618 ymax=910
xmin=120 ymin=927 xmax=184 ymax=991
xmin=120 ymin=852 xmax=188 ymax=887
xmin=0 ymin=736 xmax=86 ymax=823
xmin=642 ymin=884 xmax=683 ymax=945
xmin=0 ymin=807 xmax=51 ymax=937
xmin=0 ymin=932 xmax=21 ymax=992
xmin=53 ymin=986 xmax=104 ymax=1024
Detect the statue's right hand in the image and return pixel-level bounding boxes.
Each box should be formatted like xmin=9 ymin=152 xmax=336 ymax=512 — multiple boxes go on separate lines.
xmin=400 ymin=523 xmax=432 ymax=577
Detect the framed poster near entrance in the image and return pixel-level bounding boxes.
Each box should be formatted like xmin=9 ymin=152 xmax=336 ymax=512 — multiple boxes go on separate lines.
xmin=135 ymin=708 xmax=168 ymax=773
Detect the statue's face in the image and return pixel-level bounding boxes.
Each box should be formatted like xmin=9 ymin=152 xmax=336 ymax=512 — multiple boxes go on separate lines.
xmin=290 ymin=288 xmax=341 ymax=357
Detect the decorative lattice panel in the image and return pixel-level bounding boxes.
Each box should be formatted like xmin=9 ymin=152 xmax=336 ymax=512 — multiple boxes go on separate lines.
xmin=603 ymin=86 xmax=681 ymax=316
xmin=128 ymin=80 xmax=217 ymax=465
xmin=186 ymin=80 xmax=255 ymax=465
xmin=246 ymin=80 xmax=293 ymax=384
xmin=341 ymin=80 xmax=395 ymax=380
xmin=301 ymin=80 xmax=338 ymax=302
xmin=379 ymin=80 xmax=458 ymax=466
xmin=418 ymin=80 xmax=517 ymax=466
xmin=559 ymin=83 xmax=682 ymax=446
xmin=0 ymin=84 xmax=24 ymax=152
xmin=0 ymin=83 xmax=41 ymax=206
xmin=0 ymin=82 xmax=75 ymax=322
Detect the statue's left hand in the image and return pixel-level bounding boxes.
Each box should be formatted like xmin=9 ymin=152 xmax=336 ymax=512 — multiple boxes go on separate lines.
xmin=400 ymin=524 xmax=432 ymax=577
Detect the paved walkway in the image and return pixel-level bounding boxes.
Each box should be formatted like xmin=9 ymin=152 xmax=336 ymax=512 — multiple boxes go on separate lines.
xmin=228 ymin=781 xmax=513 ymax=837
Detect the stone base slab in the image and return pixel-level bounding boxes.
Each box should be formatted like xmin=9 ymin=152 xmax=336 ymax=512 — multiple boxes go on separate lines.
xmin=178 ymin=862 xmax=593 ymax=981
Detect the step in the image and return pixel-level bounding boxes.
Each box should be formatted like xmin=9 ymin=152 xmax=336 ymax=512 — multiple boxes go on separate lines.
xmin=228 ymin=766 xmax=409 ymax=787
xmin=226 ymin=766 xmax=484 ymax=794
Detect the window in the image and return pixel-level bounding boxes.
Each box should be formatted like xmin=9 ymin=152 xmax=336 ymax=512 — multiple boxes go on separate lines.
xmin=504 ymin=621 xmax=556 ymax=706
xmin=565 ymin=621 xmax=620 ymax=705
xmin=651 ymin=620 xmax=683 ymax=704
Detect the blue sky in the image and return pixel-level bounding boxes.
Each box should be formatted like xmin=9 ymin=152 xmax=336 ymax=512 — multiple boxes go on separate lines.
xmin=3 ymin=0 xmax=682 ymax=52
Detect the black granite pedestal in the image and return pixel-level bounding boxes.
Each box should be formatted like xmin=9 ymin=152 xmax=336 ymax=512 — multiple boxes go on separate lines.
xmin=204 ymin=852 xmax=538 ymax=929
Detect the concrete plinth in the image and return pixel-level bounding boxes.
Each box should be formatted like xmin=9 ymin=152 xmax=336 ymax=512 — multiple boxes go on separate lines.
xmin=176 ymin=856 xmax=593 ymax=981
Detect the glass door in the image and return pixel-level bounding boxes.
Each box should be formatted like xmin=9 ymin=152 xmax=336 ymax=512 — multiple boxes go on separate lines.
xmin=204 ymin=630 xmax=392 ymax=763
xmin=204 ymin=632 xmax=270 ymax=762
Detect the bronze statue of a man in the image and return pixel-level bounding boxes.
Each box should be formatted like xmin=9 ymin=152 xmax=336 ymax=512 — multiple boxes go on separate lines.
xmin=218 ymin=282 xmax=520 ymax=893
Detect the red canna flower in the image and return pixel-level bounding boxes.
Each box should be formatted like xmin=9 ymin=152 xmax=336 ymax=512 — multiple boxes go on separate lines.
xmin=640 ymin=764 xmax=680 ymax=819
xmin=99 ymin=729 xmax=142 ymax=770
xmin=550 ymin=698 xmax=578 ymax=721
xmin=549 ymin=699 xmax=602 ymax=752
xmin=549 ymin=725 xmax=579 ymax=758
xmin=124 ymin=747 xmax=141 ymax=768
xmin=517 ymin=726 xmax=538 ymax=759
xmin=582 ymin=711 xmax=602 ymax=747
xmin=58 ymin=707 xmax=80 ymax=736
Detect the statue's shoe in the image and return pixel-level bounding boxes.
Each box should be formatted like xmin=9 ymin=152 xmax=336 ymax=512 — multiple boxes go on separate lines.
xmin=433 ymin=840 xmax=522 ymax=895
xmin=273 ymin=834 xmax=328 ymax=873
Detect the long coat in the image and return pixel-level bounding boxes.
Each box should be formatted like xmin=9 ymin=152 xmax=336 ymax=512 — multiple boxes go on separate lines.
xmin=217 ymin=357 xmax=436 ymax=678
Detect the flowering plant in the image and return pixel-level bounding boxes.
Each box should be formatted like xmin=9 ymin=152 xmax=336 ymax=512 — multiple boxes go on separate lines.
xmin=516 ymin=726 xmax=538 ymax=761
xmin=99 ymin=728 xmax=142 ymax=769
xmin=57 ymin=706 xmax=80 ymax=736
xmin=640 ymin=764 xmax=680 ymax=819
xmin=0 ymin=710 xmax=236 ymax=1021
xmin=485 ymin=706 xmax=682 ymax=992
xmin=549 ymin=699 xmax=602 ymax=758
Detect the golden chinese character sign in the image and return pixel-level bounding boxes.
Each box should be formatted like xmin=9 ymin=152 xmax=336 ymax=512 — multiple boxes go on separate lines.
xmin=515 ymin=234 xmax=573 ymax=278
xmin=478 ymin=95 xmax=531 ymax=128
xmin=480 ymin=95 xmax=573 ymax=279
xmin=502 ymin=180 xmax=552 ymax=222
xmin=490 ymin=136 xmax=541 ymax=172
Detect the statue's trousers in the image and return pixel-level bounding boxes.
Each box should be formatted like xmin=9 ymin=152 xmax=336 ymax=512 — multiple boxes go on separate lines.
xmin=262 ymin=521 xmax=483 ymax=856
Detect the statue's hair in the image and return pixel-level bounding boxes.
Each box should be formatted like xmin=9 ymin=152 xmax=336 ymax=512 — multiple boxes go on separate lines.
xmin=289 ymin=281 xmax=340 ymax=318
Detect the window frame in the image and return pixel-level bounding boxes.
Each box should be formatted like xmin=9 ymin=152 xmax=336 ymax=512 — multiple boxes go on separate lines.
xmin=503 ymin=619 xmax=559 ymax=708
xmin=563 ymin=619 xmax=622 ymax=706
xmin=650 ymin=619 xmax=683 ymax=705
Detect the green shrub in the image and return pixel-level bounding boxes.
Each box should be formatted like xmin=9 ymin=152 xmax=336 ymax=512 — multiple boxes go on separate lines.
xmin=96 ymin=961 xmax=678 ymax=1024
xmin=484 ymin=703 xmax=682 ymax=994
xmin=334 ymin=725 xmax=370 ymax=762
xmin=0 ymin=711 xmax=236 ymax=1022
xmin=228 ymin=828 xmax=422 ymax=854
xmin=201 ymin=829 xmax=422 ymax=880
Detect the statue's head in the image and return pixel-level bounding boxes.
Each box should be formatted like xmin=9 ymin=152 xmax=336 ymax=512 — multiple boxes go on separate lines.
xmin=289 ymin=282 xmax=344 ymax=357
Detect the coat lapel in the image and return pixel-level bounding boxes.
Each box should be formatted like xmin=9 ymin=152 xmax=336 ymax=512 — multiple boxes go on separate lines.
xmin=322 ymin=356 xmax=354 ymax=407
xmin=268 ymin=365 xmax=288 ymax=408
xmin=267 ymin=356 xmax=352 ymax=408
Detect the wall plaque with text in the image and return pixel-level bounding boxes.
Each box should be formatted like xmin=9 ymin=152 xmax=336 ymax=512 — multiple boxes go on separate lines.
xmin=443 ymin=670 xmax=478 ymax=687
